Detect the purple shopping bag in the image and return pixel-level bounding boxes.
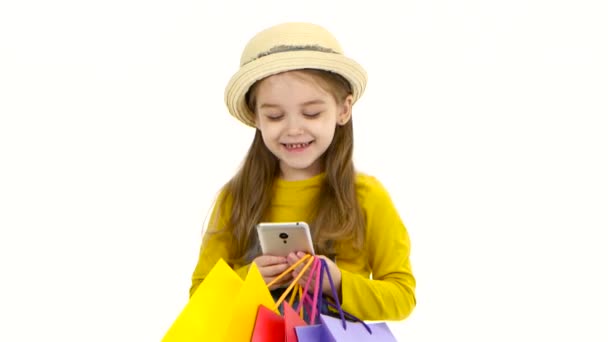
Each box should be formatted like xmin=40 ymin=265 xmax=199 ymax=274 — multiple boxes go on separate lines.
xmin=321 ymin=313 xmax=397 ymax=341
xmin=295 ymin=258 xmax=399 ymax=342
xmin=294 ymin=324 xmax=327 ymax=341
xmin=295 ymin=312 xmax=397 ymax=342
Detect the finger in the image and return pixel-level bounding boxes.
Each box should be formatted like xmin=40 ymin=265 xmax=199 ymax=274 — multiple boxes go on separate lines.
xmin=292 ymin=262 xmax=313 ymax=285
xmin=267 ymin=273 xmax=293 ymax=285
xmin=298 ymin=275 xmax=318 ymax=294
xmin=293 ymin=260 xmax=311 ymax=276
xmin=286 ymin=252 xmax=300 ymax=265
xmin=259 ymin=262 xmax=289 ymax=278
xmin=293 ymin=270 xmax=308 ymax=280
xmin=293 ymin=256 xmax=316 ymax=278
xmin=256 ymin=255 xmax=287 ymax=267
xmin=294 ymin=273 xmax=308 ymax=289
xmin=297 ymin=251 xmax=307 ymax=258
xmin=267 ymin=271 xmax=294 ymax=290
xmin=268 ymin=281 xmax=285 ymax=291
xmin=292 ymin=263 xmax=306 ymax=277
xmin=278 ymin=275 xmax=294 ymax=286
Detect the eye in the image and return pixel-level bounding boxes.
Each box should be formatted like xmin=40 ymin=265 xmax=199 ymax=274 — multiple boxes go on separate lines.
xmin=265 ymin=114 xmax=284 ymax=121
xmin=303 ymin=112 xmax=321 ymax=118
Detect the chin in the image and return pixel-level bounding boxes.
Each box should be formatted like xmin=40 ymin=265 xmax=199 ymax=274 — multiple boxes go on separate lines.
xmin=281 ymin=159 xmax=320 ymax=172
xmin=285 ymin=163 xmax=315 ymax=171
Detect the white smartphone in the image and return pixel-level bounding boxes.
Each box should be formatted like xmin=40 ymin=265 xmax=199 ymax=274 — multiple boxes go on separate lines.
xmin=256 ymin=221 xmax=315 ymax=257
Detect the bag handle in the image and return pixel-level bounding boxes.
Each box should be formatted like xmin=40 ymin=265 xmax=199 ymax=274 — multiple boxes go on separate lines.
xmin=303 ymin=258 xmax=373 ymax=334
xmin=266 ymin=254 xmax=315 ymax=311
xmin=295 ymin=257 xmax=322 ymax=322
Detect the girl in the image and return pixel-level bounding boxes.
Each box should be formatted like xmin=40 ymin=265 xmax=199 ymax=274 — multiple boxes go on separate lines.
xmin=190 ymin=22 xmax=416 ymax=321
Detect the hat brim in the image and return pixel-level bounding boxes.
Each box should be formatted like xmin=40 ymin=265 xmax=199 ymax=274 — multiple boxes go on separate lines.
xmin=224 ymin=50 xmax=367 ymax=127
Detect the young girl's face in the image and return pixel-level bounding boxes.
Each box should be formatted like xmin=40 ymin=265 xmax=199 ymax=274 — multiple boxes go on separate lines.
xmin=253 ymin=71 xmax=353 ymax=181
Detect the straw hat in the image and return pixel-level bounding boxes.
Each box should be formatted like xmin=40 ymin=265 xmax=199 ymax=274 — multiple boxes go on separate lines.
xmin=224 ymin=22 xmax=368 ymax=127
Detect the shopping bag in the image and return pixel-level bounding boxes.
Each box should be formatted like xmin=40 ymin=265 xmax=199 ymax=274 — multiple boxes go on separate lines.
xmin=223 ymin=260 xmax=278 ymax=341
xmin=250 ymin=301 xmax=310 ymax=342
xmin=162 ymin=259 xmax=275 ymax=342
xmin=251 ymin=305 xmax=285 ymax=342
xmin=284 ymin=301 xmax=308 ymax=342
xmin=298 ymin=313 xmax=397 ymax=342
xmin=295 ymin=258 xmax=399 ymax=342
xmin=295 ymin=313 xmax=397 ymax=342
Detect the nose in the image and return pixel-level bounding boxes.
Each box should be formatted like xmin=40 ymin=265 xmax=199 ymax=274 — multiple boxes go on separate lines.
xmin=285 ymin=114 xmax=304 ymax=136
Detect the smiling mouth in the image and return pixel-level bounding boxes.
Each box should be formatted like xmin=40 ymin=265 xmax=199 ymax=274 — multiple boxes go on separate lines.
xmin=282 ymin=141 xmax=314 ymax=149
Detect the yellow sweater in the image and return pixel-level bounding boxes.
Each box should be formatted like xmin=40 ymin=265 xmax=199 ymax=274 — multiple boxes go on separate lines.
xmin=190 ymin=173 xmax=416 ymax=321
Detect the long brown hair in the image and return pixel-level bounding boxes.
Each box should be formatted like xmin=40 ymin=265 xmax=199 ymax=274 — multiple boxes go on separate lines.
xmin=211 ymin=69 xmax=365 ymax=264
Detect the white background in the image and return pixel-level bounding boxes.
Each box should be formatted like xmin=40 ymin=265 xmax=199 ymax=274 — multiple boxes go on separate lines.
xmin=1 ymin=1 xmax=607 ymax=341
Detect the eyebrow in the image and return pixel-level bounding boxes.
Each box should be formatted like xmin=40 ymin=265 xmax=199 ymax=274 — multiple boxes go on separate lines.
xmin=259 ymin=99 xmax=327 ymax=109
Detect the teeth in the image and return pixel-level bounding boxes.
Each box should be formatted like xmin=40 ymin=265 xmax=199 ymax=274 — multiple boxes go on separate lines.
xmin=286 ymin=143 xmax=308 ymax=149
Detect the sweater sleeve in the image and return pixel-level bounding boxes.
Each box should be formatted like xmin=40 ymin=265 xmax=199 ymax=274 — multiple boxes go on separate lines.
xmin=189 ymin=194 xmax=252 ymax=297
xmin=339 ymin=178 xmax=416 ymax=321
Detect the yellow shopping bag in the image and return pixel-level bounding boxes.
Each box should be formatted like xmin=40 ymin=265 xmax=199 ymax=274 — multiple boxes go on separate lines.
xmin=162 ymin=259 xmax=276 ymax=342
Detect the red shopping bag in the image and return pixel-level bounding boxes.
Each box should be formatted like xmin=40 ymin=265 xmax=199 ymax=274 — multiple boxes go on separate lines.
xmin=251 ymin=302 xmax=309 ymax=342
xmin=284 ymin=301 xmax=308 ymax=341
xmin=251 ymin=305 xmax=284 ymax=342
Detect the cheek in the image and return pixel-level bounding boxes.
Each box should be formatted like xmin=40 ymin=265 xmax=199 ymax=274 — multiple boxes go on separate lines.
xmin=325 ymin=127 xmax=337 ymax=142
xmin=258 ymin=123 xmax=280 ymax=141
xmin=316 ymin=120 xmax=337 ymax=139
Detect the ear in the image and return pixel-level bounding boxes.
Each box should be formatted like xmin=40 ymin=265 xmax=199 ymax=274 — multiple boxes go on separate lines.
xmin=337 ymin=95 xmax=354 ymax=126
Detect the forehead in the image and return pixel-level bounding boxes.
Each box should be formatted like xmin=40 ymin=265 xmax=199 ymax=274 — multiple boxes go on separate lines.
xmin=255 ymin=71 xmax=332 ymax=103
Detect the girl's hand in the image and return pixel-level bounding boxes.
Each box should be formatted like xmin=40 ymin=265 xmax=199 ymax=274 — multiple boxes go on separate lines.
xmin=253 ymin=255 xmax=292 ymax=290
xmin=287 ymin=252 xmax=342 ymax=296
